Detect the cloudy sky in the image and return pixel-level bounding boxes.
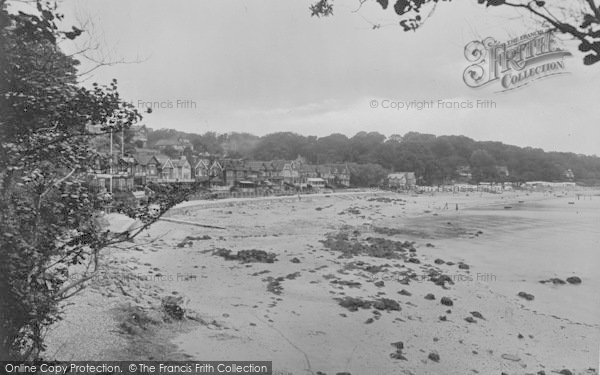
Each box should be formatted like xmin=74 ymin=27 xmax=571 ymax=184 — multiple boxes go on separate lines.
xmin=56 ymin=0 xmax=600 ymax=155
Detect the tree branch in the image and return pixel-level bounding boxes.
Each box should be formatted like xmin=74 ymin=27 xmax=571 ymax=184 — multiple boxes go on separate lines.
xmin=585 ymin=0 xmax=600 ymax=22
xmin=39 ymin=168 xmax=76 ymax=205
xmin=56 ymin=271 xmax=99 ymax=300
xmin=504 ymin=1 xmax=590 ymax=44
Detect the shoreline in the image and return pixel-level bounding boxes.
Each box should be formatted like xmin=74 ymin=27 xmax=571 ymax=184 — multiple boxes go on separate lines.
xmin=44 ymin=189 xmax=600 ymax=374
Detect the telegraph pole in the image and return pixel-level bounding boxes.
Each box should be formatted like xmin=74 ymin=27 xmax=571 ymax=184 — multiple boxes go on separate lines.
xmin=109 ymin=130 xmax=113 ymax=194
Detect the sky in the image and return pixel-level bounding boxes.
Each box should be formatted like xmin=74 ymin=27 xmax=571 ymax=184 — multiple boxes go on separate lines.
xmin=50 ymin=0 xmax=600 ymax=155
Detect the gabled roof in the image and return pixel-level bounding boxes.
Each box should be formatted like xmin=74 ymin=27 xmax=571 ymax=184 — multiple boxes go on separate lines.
xmin=155 ymin=155 xmax=174 ymax=168
xmin=298 ymin=164 xmax=316 ymax=173
xmin=271 ymin=160 xmax=286 ymax=171
xmin=172 ymin=157 xmax=190 ymax=168
xmin=194 ymin=158 xmax=211 ymax=169
xmin=221 ymin=159 xmax=245 ymax=170
xmin=133 ymin=154 xmax=158 ymax=165
xmin=119 ymin=156 xmax=135 ymax=164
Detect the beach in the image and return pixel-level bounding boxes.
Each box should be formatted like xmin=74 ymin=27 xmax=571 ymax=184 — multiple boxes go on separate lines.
xmin=44 ymin=190 xmax=600 ymax=375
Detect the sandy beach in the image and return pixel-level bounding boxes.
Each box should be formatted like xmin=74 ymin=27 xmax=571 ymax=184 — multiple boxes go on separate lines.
xmin=45 ymin=190 xmax=600 ymax=375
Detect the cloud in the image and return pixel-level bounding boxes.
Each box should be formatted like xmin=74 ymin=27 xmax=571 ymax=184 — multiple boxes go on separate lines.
xmin=61 ymin=0 xmax=600 ymax=155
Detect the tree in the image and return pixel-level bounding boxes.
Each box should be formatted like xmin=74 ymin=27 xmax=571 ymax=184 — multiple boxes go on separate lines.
xmin=403 ymin=132 xmax=436 ymax=144
xmin=348 ymin=132 xmax=386 ymax=163
xmin=348 ymin=163 xmax=389 ymax=186
xmin=191 ymin=131 xmax=224 ymax=155
xmin=221 ymin=132 xmax=260 ymax=158
xmin=470 ymin=149 xmax=498 ymax=181
xmin=0 ymin=1 xmax=202 ymax=360
xmin=149 ymin=129 xmax=600 ymax=184
xmin=314 ymin=133 xmax=351 ymax=163
xmin=310 ymin=0 xmax=600 ymax=65
xmin=252 ymin=132 xmax=313 ymax=161
xmin=162 ymin=145 xmax=180 ymax=158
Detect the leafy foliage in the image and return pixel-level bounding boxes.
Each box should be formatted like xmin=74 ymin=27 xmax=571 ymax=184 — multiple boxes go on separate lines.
xmin=310 ymin=0 xmax=334 ymax=17
xmin=0 ymin=0 xmax=203 ymax=360
xmin=348 ymin=162 xmax=389 ymax=186
xmin=310 ymin=0 xmax=600 ymax=64
xmin=215 ymin=131 xmax=600 ymax=184
xmin=146 ymin=126 xmax=600 ymax=185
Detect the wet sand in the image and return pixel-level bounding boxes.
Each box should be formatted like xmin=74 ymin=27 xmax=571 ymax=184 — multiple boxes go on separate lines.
xmin=45 ymin=190 xmax=600 ymax=374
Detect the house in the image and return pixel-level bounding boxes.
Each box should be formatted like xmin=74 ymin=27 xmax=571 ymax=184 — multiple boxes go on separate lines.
xmin=300 ymin=164 xmax=350 ymax=187
xmin=190 ymin=153 xmax=224 ymax=184
xmin=218 ymin=159 xmax=287 ymax=187
xmin=270 ymin=160 xmax=286 ymax=184
xmin=112 ymin=175 xmax=134 ymax=191
xmin=279 ymin=156 xmax=310 ymax=185
xmin=133 ymin=153 xmax=160 ymax=184
xmin=221 ymin=159 xmax=247 ymax=186
xmin=323 ymin=164 xmax=350 ymax=187
xmin=155 ymin=154 xmax=175 ymax=181
xmin=194 ymin=157 xmax=211 ymax=179
xmin=280 ymin=160 xmax=301 ymax=185
xmin=267 ymin=157 xmax=350 ymax=188
xmin=171 ymin=156 xmax=192 ymax=181
xmin=299 ymin=164 xmax=319 ymax=182
xmin=244 ymin=160 xmax=271 ymax=181
xmin=209 ymin=160 xmax=224 ymax=183
xmin=116 ymin=156 xmax=135 ymax=177
xmin=89 ymin=173 xmax=134 ymax=193
xmin=388 ymin=172 xmax=416 ymax=189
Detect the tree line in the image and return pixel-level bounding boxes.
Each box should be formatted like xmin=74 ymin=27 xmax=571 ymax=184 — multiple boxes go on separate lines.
xmin=147 ymin=129 xmax=600 ymax=185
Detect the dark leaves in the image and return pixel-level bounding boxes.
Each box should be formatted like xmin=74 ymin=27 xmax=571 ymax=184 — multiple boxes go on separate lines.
xmin=584 ymin=52 xmax=600 ymax=65
xmin=399 ymin=18 xmax=420 ymax=32
xmin=376 ymin=0 xmax=389 ymax=10
xmin=0 ymin=0 xmax=157 ymax=361
xmin=394 ymin=0 xmax=413 ymax=16
xmin=310 ymin=0 xmax=334 ymax=17
xmin=63 ymin=26 xmax=83 ymax=40
xmin=578 ymin=41 xmax=592 ymax=52
xmin=581 ymin=13 xmax=598 ymax=29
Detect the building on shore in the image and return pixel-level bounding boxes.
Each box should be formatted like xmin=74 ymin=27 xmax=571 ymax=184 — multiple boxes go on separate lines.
xmin=388 ymin=172 xmax=416 ymax=189
xmin=89 ymin=144 xmax=354 ymax=194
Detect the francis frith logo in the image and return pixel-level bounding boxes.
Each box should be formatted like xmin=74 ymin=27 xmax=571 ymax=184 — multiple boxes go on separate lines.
xmin=463 ymin=30 xmax=572 ymax=91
